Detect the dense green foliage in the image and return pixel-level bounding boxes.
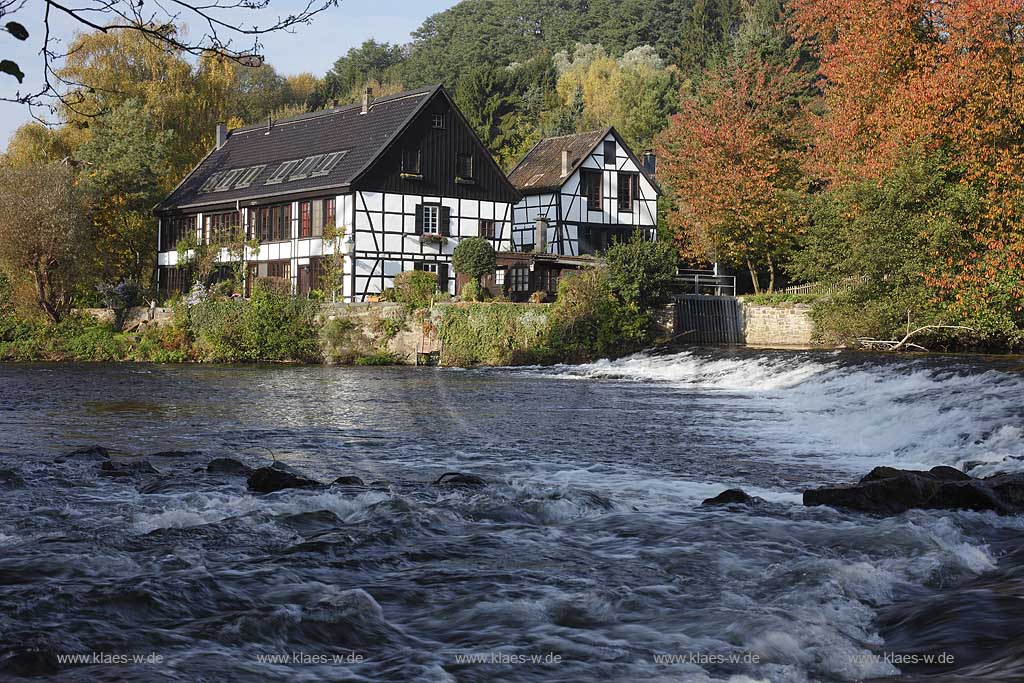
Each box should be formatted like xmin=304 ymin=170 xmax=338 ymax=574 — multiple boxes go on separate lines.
xmin=0 ymin=162 xmax=95 ymax=322
xmin=393 ymin=271 xmax=438 ymax=310
xmin=437 ymin=304 xmax=550 ymax=366
xmin=603 ymin=232 xmax=678 ymax=311
xmin=793 ymin=151 xmax=985 ymax=346
xmin=451 ymin=237 xmax=497 ymax=294
xmin=0 ymin=313 xmax=190 ymax=363
xmin=743 ymin=293 xmax=818 ymax=305
xmin=543 ymin=269 xmax=652 ymax=363
xmin=189 ymin=281 xmax=319 ymax=362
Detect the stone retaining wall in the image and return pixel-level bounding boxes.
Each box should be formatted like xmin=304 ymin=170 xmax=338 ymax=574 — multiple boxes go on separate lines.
xmin=740 ymin=301 xmax=816 ymax=347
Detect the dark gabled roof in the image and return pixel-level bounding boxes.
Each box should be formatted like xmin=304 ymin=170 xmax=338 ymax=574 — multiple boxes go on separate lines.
xmin=156 ymin=85 xmax=439 ymax=212
xmin=508 ymin=129 xmax=608 ymax=194
xmin=507 ymin=126 xmax=660 ymax=195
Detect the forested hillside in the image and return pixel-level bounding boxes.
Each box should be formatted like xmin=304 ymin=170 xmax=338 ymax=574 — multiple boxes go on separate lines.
xmin=4 ymin=0 xmax=1024 ymax=350
xmin=313 ymin=0 xmax=759 ymax=165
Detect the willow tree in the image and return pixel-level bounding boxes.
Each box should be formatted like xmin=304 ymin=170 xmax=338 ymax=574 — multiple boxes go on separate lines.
xmin=0 ymin=163 xmax=94 ymax=322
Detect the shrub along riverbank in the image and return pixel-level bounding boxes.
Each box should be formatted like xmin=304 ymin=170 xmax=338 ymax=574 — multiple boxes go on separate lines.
xmin=0 ymin=237 xmax=679 ymax=366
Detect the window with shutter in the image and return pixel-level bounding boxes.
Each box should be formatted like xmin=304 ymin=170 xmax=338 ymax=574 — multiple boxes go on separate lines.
xmin=437 ymin=263 xmax=449 ymax=293
xmin=421 ymin=205 xmax=440 ymax=234
xmin=440 ymin=206 xmax=451 ymax=235
xmin=604 ymin=140 xmax=616 ymax=165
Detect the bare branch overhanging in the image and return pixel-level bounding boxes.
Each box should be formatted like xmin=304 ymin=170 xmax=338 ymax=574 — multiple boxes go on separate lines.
xmin=0 ymin=0 xmax=338 ymax=118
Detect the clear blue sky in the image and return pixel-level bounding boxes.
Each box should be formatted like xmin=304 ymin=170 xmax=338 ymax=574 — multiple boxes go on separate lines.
xmin=0 ymin=0 xmax=457 ymax=149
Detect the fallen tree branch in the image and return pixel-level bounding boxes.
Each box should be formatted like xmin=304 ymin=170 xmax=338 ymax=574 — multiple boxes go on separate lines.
xmin=857 ymin=325 xmax=975 ymax=352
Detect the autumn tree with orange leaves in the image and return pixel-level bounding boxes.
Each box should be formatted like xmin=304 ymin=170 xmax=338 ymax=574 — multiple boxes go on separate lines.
xmin=656 ymin=53 xmax=810 ymax=293
xmin=792 ymin=0 xmax=1024 ymax=341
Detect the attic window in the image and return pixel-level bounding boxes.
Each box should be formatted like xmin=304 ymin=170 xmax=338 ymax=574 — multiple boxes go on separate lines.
xmin=309 ymin=151 xmax=347 ymax=177
xmin=234 ymin=165 xmax=266 ymax=189
xmin=265 ymin=159 xmax=301 ymax=185
xmin=198 ymin=172 xmax=224 ymax=193
xmin=432 ymin=114 xmax=445 ymax=129
xmin=289 ymin=155 xmax=325 ymax=181
xmin=524 ymin=173 xmax=544 ymax=188
xmin=401 ymin=148 xmax=422 ymax=177
xmin=604 ymin=140 xmax=616 ymax=165
xmin=212 ymin=168 xmax=245 ymax=191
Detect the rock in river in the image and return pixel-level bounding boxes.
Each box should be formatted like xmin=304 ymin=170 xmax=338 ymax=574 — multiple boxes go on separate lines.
xmin=804 ymin=466 xmax=1024 ymax=515
xmin=331 ymin=475 xmax=366 ymax=487
xmin=247 ymin=466 xmax=322 ymax=493
xmin=433 ymin=472 xmax=487 ymax=488
xmin=58 ymin=445 xmax=111 ymax=462
xmin=206 ymin=458 xmax=253 ymax=475
xmin=701 ymin=488 xmax=759 ymax=507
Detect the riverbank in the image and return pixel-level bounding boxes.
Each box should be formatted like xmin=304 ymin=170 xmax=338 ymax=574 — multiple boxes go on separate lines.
xmin=0 ymin=284 xmax=664 ymax=366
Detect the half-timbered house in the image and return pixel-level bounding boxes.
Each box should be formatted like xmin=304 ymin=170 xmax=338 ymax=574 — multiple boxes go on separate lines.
xmin=155 ymin=85 xmax=521 ymax=301
xmin=507 ymin=128 xmax=659 ymax=256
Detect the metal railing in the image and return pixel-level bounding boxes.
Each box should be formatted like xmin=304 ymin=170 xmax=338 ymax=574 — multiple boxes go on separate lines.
xmin=673 ymin=269 xmax=737 ymax=297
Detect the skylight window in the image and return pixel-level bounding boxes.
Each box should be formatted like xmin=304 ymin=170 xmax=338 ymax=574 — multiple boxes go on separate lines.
xmin=198 ymin=172 xmax=225 ymax=193
xmin=234 ymin=165 xmax=266 ymax=189
xmin=265 ymin=160 xmax=301 ymax=185
xmin=309 ymin=151 xmax=347 ymax=177
xmin=212 ymin=168 xmax=245 ymax=191
xmin=289 ymin=155 xmax=325 ymax=181
xmin=259 ymin=150 xmax=349 ymax=186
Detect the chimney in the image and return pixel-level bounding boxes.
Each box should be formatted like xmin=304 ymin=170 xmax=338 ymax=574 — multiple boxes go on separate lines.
xmin=361 ymin=87 xmax=373 ymax=115
xmin=265 ymin=116 xmax=273 ymax=135
xmin=215 ymin=122 xmax=227 ymax=149
xmin=642 ymin=150 xmax=657 ymax=176
xmin=534 ymin=216 xmax=549 ymax=253
xmin=561 ymin=149 xmax=570 ymax=177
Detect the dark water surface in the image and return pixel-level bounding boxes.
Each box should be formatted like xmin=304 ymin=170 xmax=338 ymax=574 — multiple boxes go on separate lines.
xmin=1 ymin=350 xmax=1024 ymax=682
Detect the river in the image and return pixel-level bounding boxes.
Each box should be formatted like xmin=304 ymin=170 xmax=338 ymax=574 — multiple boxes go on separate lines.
xmin=1 ymin=349 xmax=1023 ymax=682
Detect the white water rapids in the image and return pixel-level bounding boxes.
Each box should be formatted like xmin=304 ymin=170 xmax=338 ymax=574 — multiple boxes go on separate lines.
xmin=0 ymin=351 xmax=1022 ymax=682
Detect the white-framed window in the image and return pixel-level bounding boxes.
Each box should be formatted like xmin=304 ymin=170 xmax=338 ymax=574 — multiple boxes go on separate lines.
xmin=422 ymin=205 xmax=440 ymax=234
xmin=420 ymin=263 xmax=438 ymax=273
xmin=494 ymin=269 xmax=505 ymax=285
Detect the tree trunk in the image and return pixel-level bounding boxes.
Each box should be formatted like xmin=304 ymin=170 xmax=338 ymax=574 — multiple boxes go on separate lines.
xmin=32 ymin=265 xmax=61 ymax=323
xmin=746 ymin=259 xmax=762 ymax=295
xmin=766 ymin=255 xmax=776 ymax=294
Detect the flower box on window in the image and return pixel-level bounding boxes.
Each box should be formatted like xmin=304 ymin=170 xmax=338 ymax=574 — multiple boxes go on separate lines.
xmin=419 ymin=233 xmax=448 ymax=246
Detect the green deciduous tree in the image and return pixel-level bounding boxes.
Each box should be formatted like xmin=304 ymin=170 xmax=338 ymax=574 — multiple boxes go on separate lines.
xmin=603 ymin=231 xmax=678 ymax=310
xmin=452 ymin=237 xmax=497 ymax=298
xmin=0 ymin=163 xmax=95 ymax=322
xmin=77 ymin=99 xmax=173 ymax=285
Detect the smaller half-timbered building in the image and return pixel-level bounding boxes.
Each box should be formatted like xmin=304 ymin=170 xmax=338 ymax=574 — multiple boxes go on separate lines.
xmin=507 ymin=127 xmax=659 ymax=256
xmin=155 ymin=85 xmax=520 ymax=301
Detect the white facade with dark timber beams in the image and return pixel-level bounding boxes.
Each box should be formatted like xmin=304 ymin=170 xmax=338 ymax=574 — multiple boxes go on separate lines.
xmin=154 ymin=85 xmax=521 ymax=301
xmin=507 ymin=128 xmax=660 ymax=256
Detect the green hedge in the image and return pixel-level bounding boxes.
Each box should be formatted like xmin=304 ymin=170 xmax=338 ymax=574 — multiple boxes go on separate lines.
xmin=437 ymin=303 xmax=550 ymax=366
